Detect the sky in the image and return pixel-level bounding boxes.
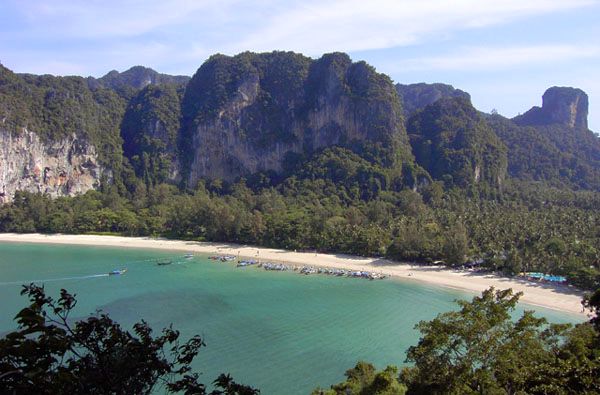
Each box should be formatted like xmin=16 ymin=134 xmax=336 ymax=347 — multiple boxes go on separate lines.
xmin=1 ymin=0 xmax=599 ymax=131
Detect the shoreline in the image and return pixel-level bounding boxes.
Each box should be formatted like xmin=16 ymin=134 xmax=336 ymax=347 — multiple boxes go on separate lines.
xmin=0 ymin=233 xmax=588 ymax=317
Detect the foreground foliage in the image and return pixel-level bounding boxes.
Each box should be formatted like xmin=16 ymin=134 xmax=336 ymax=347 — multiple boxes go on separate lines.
xmin=0 ymin=285 xmax=258 ymax=395
xmin=402 ymin=288 xmax=600 ymax=394
xmin=317 ymin=288 xmax=600 ymax=395
xmin=311 ymin=361 xmax=406 ymax=395
xmin=1 ymin=286 xmax=598 ymax=394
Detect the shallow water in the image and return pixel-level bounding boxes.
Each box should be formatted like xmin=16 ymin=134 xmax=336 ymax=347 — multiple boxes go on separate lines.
xmin=0 ymin=242 xmax=583 ymax=394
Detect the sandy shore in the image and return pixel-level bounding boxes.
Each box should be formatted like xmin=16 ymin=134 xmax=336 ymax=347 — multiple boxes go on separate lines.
xmin=0 ymin=233 xmax=588 ymax=317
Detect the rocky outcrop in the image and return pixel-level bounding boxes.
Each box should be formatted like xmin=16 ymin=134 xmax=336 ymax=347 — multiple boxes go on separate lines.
xmin=0 ymin=129 xmax=104 ymax=203
xmin=181 ymin=52 xmax=411 ymax=184
xmin=396 ymin=83 xmax=470 ymax=117
xmin=90 ymin=66 xmax=190 ymax=92
xmin=502 ymin=86 xmax=600 ymax=189
xmin=514 ymin=87 xmax=588 ymax=129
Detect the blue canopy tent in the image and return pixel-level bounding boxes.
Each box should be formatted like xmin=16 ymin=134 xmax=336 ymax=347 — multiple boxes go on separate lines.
xmin=525 ymin=272 xmax=567 ymax=283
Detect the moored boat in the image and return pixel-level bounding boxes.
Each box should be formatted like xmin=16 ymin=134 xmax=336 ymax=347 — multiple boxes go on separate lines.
xmin=237 ymin=259 xmax=257 ymax=267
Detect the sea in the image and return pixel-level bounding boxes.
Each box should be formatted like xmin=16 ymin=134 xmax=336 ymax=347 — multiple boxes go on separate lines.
xmin=0 ymin=242 xmax=584 ymax=394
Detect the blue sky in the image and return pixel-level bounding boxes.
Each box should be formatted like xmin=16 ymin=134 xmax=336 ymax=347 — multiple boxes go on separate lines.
xmin=1 ymin=0 xmax=599 ymax=130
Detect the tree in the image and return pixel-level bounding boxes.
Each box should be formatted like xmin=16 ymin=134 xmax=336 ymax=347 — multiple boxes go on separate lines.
xmin=401 ymin=287 xmax=600 ymax=394
xmin=0 ymin=285 xmax=258 ymax=395
xmin=584 ymin=288 xmax=600 ymax=332
xmin=441 ymin=222 xmax=468 ymax=266
xmin=312 ymin=361 xmax=406 ymax=395
xmin=420 ymin=181 xmax=444 ymax=207
xmin=315 ymin=288 xmax=600 ymax=394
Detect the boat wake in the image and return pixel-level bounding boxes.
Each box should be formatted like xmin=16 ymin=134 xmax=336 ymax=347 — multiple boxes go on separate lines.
xmin=0 ymin=273 xmax=110 ymax=286
xmin=0 ymin=254 xmax=192 ymax=287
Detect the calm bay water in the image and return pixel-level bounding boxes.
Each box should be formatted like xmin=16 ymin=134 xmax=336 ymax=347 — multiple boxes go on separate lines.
xmin=0 ymin=242 xmax=583 ymax=394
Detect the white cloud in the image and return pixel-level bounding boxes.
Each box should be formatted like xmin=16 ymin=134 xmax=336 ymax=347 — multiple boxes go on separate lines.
xmin=2 ymin=0 xmax=599 ymax=78
xmin=14 ymin=0 xmax=238 ymax=38
xmin=229 ymin=0 xmax=597 ymax=55
xmin=6 ymin=0 xmax=597 ymax=53
xmin=392 ymin=44 xmax=600 ymax=72
xmin=1 ymin=41 xmax=185 ymax=77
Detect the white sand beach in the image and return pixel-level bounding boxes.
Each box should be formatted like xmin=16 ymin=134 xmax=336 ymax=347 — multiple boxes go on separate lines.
xmin=0 ymin=233 xmax=588 ymax=317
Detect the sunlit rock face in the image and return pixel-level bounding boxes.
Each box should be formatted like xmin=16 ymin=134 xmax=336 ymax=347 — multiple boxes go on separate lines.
xmin=0 ymin=129 xmax=105 ymax=203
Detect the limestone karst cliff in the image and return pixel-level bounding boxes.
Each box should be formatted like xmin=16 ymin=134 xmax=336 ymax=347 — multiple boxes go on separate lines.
xmin=514 ymin=86 xmax=589 ymax=129
xmin=490 ymin=87 xmax=600 ymax=190
xmin=0 ymin=63 xmax=125 ymax=202
xmin=179 ymin=52 xmax=413 ymax=185
xmin=87 ymin=66 xmax=190 ymax=99
xmin=0 ymin=129 xmax=105 ymax=203
xmin=0 ymin=53 xmax=598 ymax=202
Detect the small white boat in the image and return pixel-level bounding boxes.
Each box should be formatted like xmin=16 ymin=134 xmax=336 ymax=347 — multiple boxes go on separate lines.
xmin=109 ymin=269 xmax=127 ymax=275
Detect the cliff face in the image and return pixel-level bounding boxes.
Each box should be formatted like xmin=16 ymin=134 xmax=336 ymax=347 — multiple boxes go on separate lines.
xmin=0 ymin=64 xmax=126 ymax=203
xmin=0 ymin=129 xmax=104 ymax=203
xmin=514 ymin=86 xmax=588 ymax=129
xmin=541 ymin=87 xmax=588 ymax=129
xmin=181 ymin=52 xmax=411 ymax=184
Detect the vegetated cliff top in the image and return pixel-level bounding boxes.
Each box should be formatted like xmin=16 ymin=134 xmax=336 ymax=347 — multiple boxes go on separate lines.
xmin=98 ymin=66 xmax=189 ymax=89
xmin=0 ymin=63 xmax=126 ymax=168
xmin=407 ymin=96 xmax=507 ymax=189
xmin=396 ymin=82 xmax=470 ymax=118
xmin=182 ymin=51 xmax=406 ymax=145
xmin=487 ymin=86 xmax=600 ymax=190
xmin=87 ymin=66 xmax=190 ymax=99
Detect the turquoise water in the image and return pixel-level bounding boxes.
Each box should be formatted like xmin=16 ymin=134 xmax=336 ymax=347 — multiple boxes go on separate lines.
xmin=0 ymin=242 xmax=583 ymax=394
